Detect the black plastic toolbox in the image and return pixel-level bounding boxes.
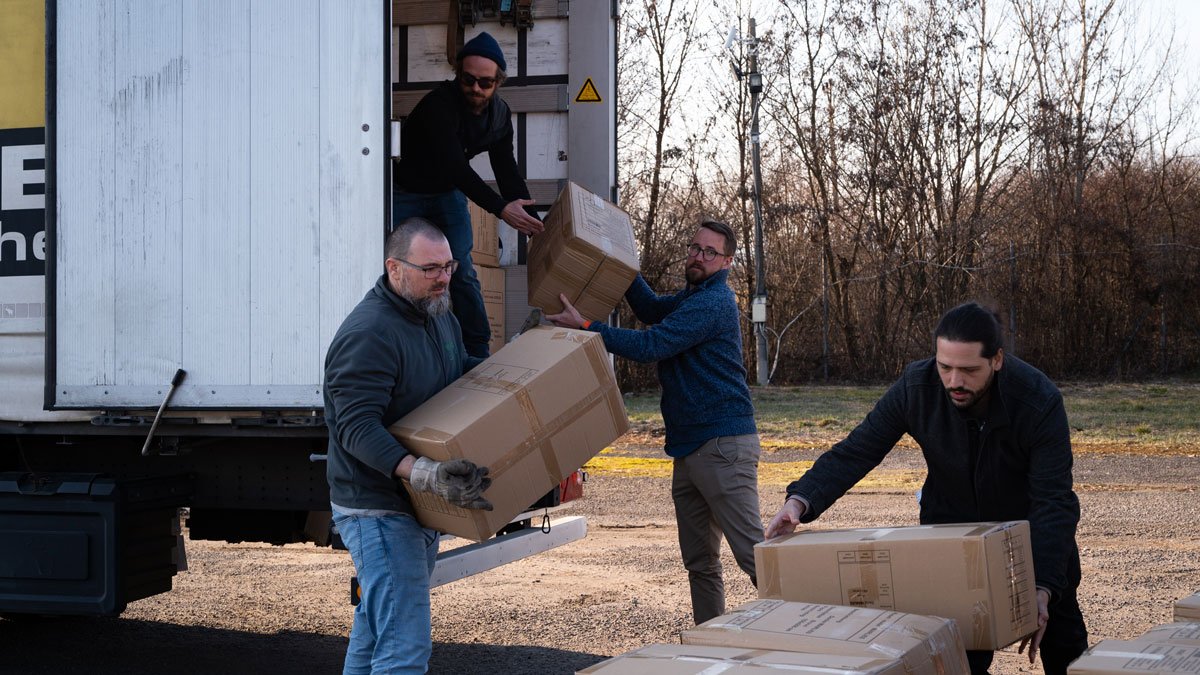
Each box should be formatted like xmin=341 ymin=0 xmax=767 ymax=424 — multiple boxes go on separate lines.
xmin=0 ymin=472 xmax=192 ymax=616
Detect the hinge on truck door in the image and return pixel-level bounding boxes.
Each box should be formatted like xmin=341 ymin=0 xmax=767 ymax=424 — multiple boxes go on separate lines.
xmin=230 ymin=413 xmax=325 ymax=428
xmin=92 ymin=414 xmax=197 ymax=427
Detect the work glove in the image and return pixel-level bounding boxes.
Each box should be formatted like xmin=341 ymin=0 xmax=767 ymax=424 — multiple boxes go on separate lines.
xmin=409 ymin=457 xmax=493 ymax=511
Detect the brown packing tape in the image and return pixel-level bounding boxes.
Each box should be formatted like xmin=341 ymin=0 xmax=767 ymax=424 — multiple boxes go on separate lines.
xmin=963 ymin=540 xmax=984 ymax=590
xmin=757 ymin=546 xmax=781 ymax=597
xmin=970 ymin=601 xmax=991 ymax=653
xmin=483 ymin=380 xmax=615 ymax=484
xmin=855 ymin=544 xmax=881 ymax=606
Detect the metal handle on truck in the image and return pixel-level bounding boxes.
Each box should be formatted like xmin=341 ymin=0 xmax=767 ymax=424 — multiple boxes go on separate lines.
xmin=141 ymin=369 xmax=187 ymax=456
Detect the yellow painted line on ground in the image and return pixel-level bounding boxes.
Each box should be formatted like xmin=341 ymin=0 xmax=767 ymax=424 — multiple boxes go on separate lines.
xmin=583 ymin=454 xmax=925 ymax=490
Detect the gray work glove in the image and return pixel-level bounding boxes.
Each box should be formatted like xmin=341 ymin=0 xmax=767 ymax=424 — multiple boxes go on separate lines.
xmin=409 ymin=457 xmax=493 ymax=511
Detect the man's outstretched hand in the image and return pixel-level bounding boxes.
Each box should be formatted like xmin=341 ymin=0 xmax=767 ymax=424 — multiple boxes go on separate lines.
xmin=501 ymin=199 xmax=544 ymax=236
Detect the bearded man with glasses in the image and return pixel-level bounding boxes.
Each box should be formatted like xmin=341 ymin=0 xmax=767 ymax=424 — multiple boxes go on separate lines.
xmin=393 ymin=31 xmax=544 ymax=359
xmin=324 ymin=217 xmax=493 ymax=674
xmin=547 ymin=220 xmax=764 ymax=625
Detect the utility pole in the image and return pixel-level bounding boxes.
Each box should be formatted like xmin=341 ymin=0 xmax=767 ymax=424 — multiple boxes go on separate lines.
xmin=728 ymin=18 xmax=768 ymax=386
xmin=747 ymin=19 xmax=768 ymax=386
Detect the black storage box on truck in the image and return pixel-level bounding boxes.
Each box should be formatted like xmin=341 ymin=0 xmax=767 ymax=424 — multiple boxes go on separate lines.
xmin=0 ymin=473 xmax=191 ymax=615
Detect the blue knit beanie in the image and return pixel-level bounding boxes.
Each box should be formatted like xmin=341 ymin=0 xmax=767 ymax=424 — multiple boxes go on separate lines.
xmin=457 ymin=32 xmax=507 ymax=72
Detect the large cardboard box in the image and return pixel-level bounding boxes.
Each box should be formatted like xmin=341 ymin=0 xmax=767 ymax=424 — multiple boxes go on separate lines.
xmin=389 ymin=326 xmax=629 ymax=541
xmin=528 ymin=181 xmax=639 ymax=320
xmin=680 ymin=599 xmax=970 ymax=675
xmin=577 ymin=643 xmax=906 ymax=674
xmin=1178 ymin=593 xmax=1200 ymax=622
xmin=1131 ymin=623 xmax=1200 ymax=647
xmin=469 ymin=201 xmax=500 ymax=267
xmin=476 ymin=264 xmax=506 ymax=355
xmin=756 ymin=521 xmax=1038 ymax=651
xmin=1067 ymin=639 xmax=1200 ymax=674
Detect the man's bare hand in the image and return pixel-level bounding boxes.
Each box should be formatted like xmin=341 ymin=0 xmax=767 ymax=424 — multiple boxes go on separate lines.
xmin=501 ymin=199 xmax=544 ymax=236
xmin=764 ymin=498 xmax=806 ymax=539
xmin=545 ymin=293 xmax=587 ymax=329
xmin=1018 ymin=589 xmax=1051 ymax=664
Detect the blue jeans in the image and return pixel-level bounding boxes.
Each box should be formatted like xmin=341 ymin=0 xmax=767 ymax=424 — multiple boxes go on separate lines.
xmin=333 ymin=511 xmax=440 ymax=675
xmin=392 ymin=190 xmax=492 ymax=358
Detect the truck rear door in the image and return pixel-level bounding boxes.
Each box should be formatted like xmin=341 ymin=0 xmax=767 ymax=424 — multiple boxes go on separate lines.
xmin=48 ymin=0 xmax=389 ymax=411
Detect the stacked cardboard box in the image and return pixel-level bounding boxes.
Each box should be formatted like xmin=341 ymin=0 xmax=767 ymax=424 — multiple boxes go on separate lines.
xmin=468 ymin=201 xmax=505 ymax=354
xmin=528 ymin=181 xmax=639 ymax=320
xmin=388 ymin=326 xmax=628 ymax=541
xmin=1068 ymin=639 xmax=1200 ymax=674
xmin=1067 ymin=623 xmax=1200 ymax=673
xmin=755 ymin=521 xmax=1038 ymax=651
xmin=1178 ymin=593 xmax=1200 ymax=622
xmin=468 ymin=201 xmax=500 ymax=268
xmin=476 ymin=265 xmax=506 ymax=355
xmin=680 ymin=599 xmax=970 ymax=675
xmin=577 ymin=643 xmax=907 ymax=674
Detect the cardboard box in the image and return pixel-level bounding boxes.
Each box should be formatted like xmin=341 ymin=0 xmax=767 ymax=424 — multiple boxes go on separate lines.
xmin=1131 ymin=623 xmax=1200 ymax=646
xmin=577 ymin=643 xmax=906 ymax=674
xmin=528 ymin=181 xmax=639 ymax=320
xmin=389 ymin=326 xmax=628 ymax=541
xmin=1067 ymin=639 xmax=1200 ymax=674
xmin=680 ymin=599 xmax=970 ymax=675
xmin=756 ymin=521 xmax=1038 ymax=651
xmin=476 ymin=264 xmax=506 ymax=355
xmin=1179 ymin=593 xmax=1200 ymax=622
xmin=469 ymin=201 xmax=500 ymax=267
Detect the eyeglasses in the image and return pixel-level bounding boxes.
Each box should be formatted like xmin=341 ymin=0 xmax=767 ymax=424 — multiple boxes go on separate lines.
xmin=459 ymin=72 xmax=497 ymax=90
xmin=394 ymin=257 xmax=459 ymax=279
xmin=686 ymin=244 xmax=727 ymax=262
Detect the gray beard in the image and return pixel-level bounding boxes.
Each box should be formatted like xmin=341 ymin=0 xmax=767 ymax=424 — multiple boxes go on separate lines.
xmin=398 ymin=276 xmax=452 ymax=316
xmin=417 ymin=292 xmax=452 ymax=316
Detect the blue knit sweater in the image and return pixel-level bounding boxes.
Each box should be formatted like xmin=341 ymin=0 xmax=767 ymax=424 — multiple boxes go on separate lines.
xmin=589 ymin=269 xmax=756 ymax=457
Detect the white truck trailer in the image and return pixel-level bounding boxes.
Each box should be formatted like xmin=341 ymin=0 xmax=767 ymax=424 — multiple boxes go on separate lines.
xmin=0 ymin=0 xmax=617 ymax=616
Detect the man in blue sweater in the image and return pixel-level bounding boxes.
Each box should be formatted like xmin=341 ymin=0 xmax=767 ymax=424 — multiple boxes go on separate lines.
xmin=547 ymin=220 xmax=762 ymax=624
xmin=325 ymin=217 xmax=493 ymax=673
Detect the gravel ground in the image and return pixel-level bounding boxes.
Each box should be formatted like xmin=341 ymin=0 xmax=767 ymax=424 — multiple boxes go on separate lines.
xmin=2 ymin=447 xmax=1197 ymax=674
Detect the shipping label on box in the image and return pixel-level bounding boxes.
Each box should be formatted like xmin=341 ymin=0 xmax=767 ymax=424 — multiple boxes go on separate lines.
xmin=680 ymin=599 xmax=969 ymax=675
xmin=577 ymin=643 xmax=907 ymax=675
xmin=528 ymin=181 xmax=639 ymax=320
xmin=756 ymin=521 xmax=1038 ymax=651
xmin=476 ymin=264 xmax=505 ymax=355
xmin=1067 ymin=640 xmax=1200 ymax=674
xmin=389 ymin=326 xmax=629 ymax=541
xmin=1178 ymin=593 xmax=1200 ymax=622
xmin=469 ymin=201 xmax=500 ymax=268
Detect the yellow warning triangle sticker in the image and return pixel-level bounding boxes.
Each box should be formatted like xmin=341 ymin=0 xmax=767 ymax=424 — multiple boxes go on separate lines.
xmin=575 ymin=78 xmax=602 ymax=103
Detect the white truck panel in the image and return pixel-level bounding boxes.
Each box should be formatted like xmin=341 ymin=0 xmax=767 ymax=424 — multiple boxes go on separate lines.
xmin=52 ymin=0 xmax=385 ymax=409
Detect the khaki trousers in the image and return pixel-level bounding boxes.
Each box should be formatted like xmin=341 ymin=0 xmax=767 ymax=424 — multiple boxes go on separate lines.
xmin=671 ymin=434 xmax=764 ymax=625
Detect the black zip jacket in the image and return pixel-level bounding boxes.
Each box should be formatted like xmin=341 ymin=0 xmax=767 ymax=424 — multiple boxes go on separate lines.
xmin=394 ymin=81 xmax=531 ymax=218
xmin=786 ymin=354 xmax=1081 ymax=599
xmin=324 ymin=275 xmax=467 ymax=513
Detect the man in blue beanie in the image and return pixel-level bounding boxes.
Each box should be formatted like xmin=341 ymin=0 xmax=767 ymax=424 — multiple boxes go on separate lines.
xmin=394 ymin=31 xmax=544 ymax=359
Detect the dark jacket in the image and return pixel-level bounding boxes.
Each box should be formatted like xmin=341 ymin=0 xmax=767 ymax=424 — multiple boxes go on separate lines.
xmin=785 ymin=353 xmax=1081 ymax=599
xmin=395 ymin=81 xmax=530 ymax=218
xmin=588 ymin=270 xmax=756 ymax=457
xmin=324 ymin=275 xmax=468 ymax=513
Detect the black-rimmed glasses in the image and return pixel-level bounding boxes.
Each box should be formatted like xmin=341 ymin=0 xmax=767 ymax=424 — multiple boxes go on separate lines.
xmin=686 ymin=244 xmax=727 ymax=262
xmin=459 ymin=72 xmax=497 ymax=90
xmin=394 ymin=258 xmax=459 ymax=279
